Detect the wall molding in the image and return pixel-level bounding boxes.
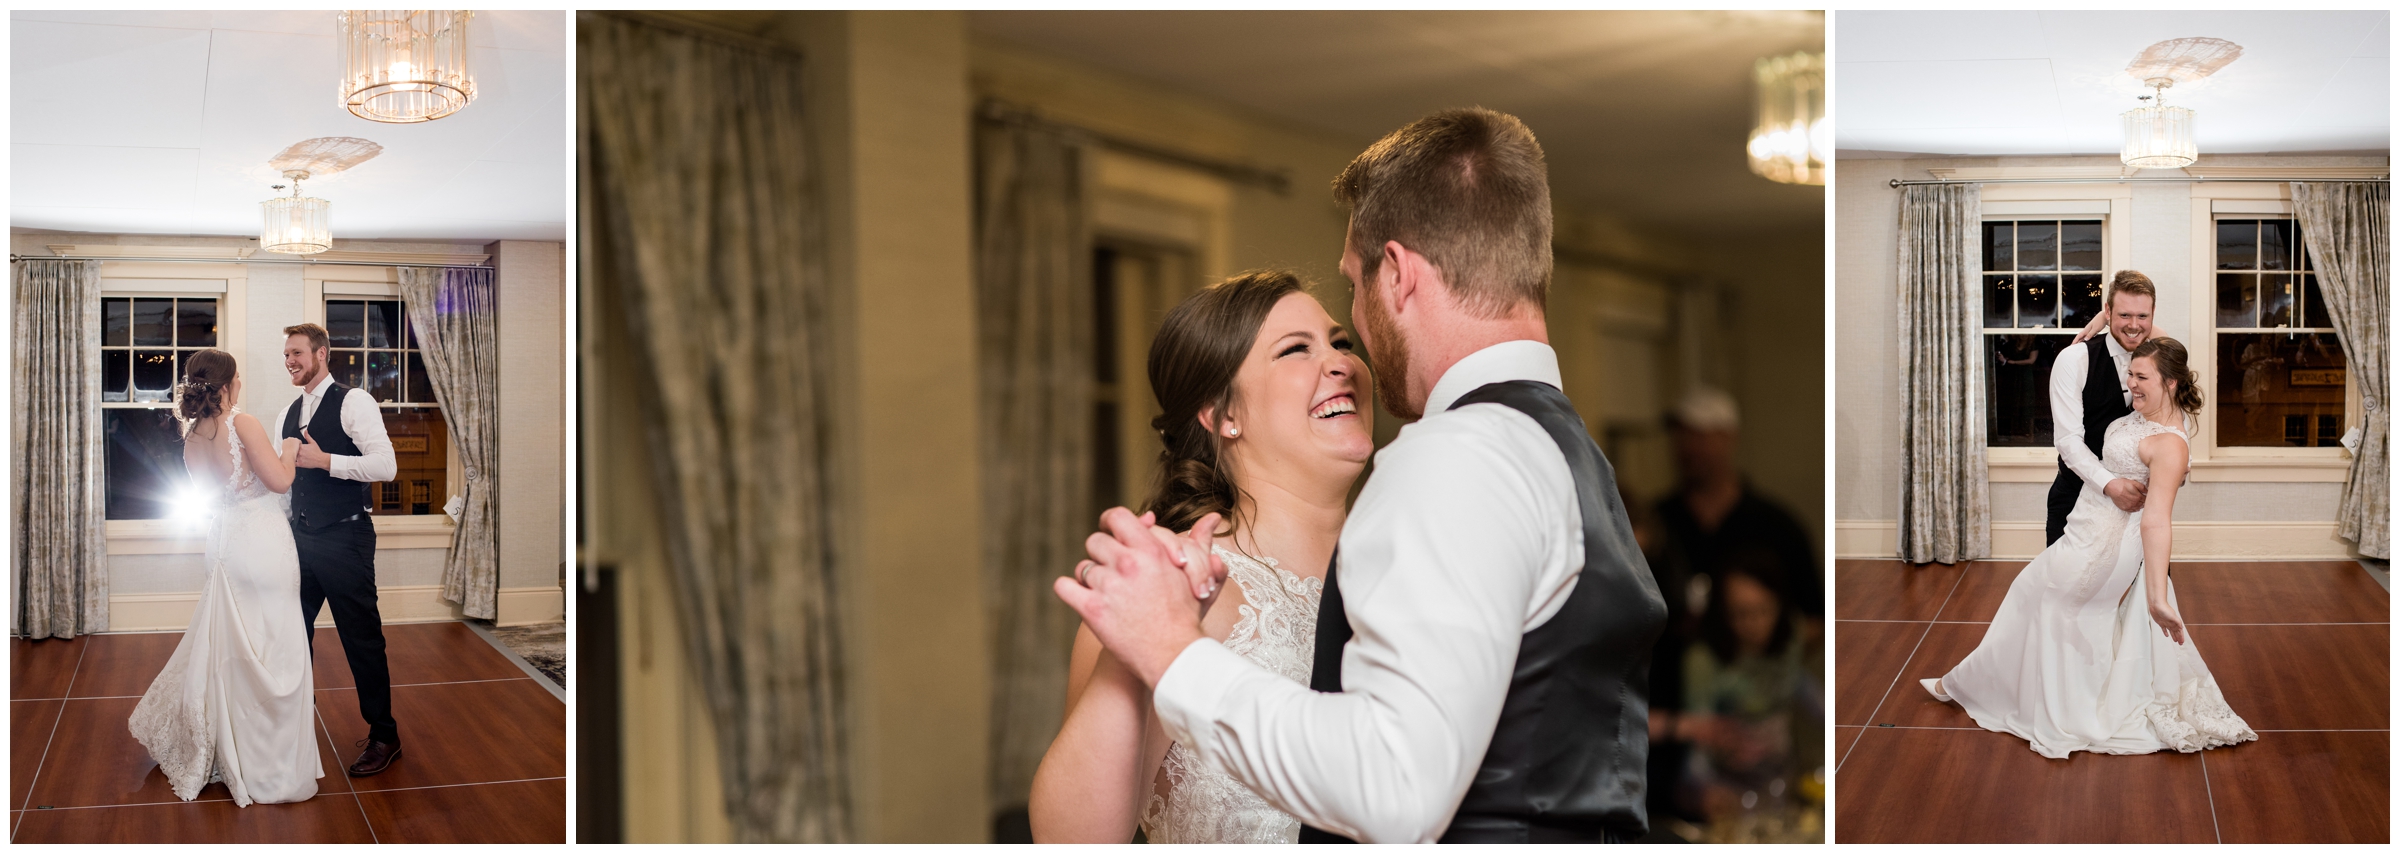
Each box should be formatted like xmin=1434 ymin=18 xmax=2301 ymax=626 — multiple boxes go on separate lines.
xmin=107 ymin=584 xmax=565 ymax=632
xmin=1836 ymin=518 xmax=2359 ymax=561
xmin=106 ymin=515 xmax=457 ymax=555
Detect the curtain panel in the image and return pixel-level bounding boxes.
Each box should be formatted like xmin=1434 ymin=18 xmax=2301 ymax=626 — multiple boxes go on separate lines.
xmin=974 ymin=118 xmax=1094 ymax=815
xmin=1896 ymin=183 xmax=1992 ymax=565
xmin=2291 ymin=182 xmax=2390 ymax=559
xmin=580 ymin=12 xmax=851 ymax=842
xmin=398 ymin=266 xmax=502 ymax=619
xmin=12 ymin=259 xmax=108 ymax=638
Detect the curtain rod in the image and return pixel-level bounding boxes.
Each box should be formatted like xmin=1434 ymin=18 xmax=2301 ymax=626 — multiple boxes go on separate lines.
xmin=979 ymin=100 xmax=1294 ymax=196
xmin=1890 ymin=176 xmax=2388 ymax=187
xmin=10 ymin=254 xmax=489 ymax=268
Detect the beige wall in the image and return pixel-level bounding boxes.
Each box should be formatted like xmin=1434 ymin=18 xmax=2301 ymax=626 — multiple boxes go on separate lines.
xmin=1833 ymin=154 xmax=2381 ymax=552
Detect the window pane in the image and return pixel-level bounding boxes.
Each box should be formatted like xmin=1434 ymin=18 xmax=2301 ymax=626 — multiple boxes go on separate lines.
xmin=364 ymin=300 xmax=398 ymax=349
xmin=2259 ymin=274 xmax=2294 ymax=328
xmin=332 ymin=350 xmax=367 ymax=390
xmin=367 ymin=350 xmax=401 ymax=403
xmin=376 ymin=408 xmax=449 ymax=516
xmin=104 ymin=408 xmax=188 ymax=520
xmin=2217 ymin=220 xmax=2257 ymax=270
xmin=2061 ymin=274 xmax=2104 ymax=329
xmin=1983 ymin=221 xmax=2014 ymax=271
xmin=103 ymin=297 xmax=130 ymax=347
xmin=176 ymin=299 xmax=217 ymax=348
xmin=2016 ymin=222 xmax=2058 ymax=271
xmin=2016 ymin=273 xmax=2058 ymax=328
xmin=132 ymin=349 xmax=175 ymax=403
xmin=131 ymin=298 xmax=173 ymax=346
xmin=2301 ymin=274 xmax=2332 ymax=329
xmin=102 ymin=350 xmax=129 ymax=403
xmin=1988 ymin=334 xmax=2073 ymax=446
xmin=2259 ymin=220 xmax=2294 ymax=270
xmin=2216 ymin=273 xmax=2256 ymax=328
xmin=403 ymin=304 xmax=419 ymax=350
xmin=404 ymin=351 xmax=437 ymax=405
xmin=1984 ymin=275 xmax=2014 ymax=327
xmin=2217 ymin=332 xmax=2346 ymax=447
xmin=327 ymin=300 xmax=365 ymax=348
xmin=2060 ymin=221 xmax=2103 ymax=271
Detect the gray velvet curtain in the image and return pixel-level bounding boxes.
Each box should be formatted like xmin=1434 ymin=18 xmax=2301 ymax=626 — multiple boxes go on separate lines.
xmin=2292 ymin=182 xmax=2390 ymax=559
xmin=1896 ymin=183 xmax=1991 ymax=565
xmin=12 ymin=259 xmax=107 ymax=638
xmin=398 ymin=266 xmax=502 ymax=619
xmin=974 ymin=118 xmax=1093 ymax=814
xmin=580 ymin=12 xmax=851 ymax=842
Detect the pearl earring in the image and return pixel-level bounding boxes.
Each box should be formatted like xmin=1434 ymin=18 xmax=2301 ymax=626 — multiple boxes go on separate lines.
xmin=1227 ymin=426 xmax=1239 ymax=437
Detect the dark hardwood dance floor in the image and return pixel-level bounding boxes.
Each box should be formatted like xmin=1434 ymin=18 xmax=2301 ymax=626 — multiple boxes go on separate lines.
xmin=1834 ymin=559 xmax=2389 ymax=844
xmin=10 ymin=621 xmax=564 ymax=843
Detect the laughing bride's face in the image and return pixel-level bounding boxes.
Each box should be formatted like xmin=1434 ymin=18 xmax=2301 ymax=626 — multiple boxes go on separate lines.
xmin=2126 ymin=355 xmax=2168 ymax=418
xmin=1218 ymin=292 xmax=1376 ymax=485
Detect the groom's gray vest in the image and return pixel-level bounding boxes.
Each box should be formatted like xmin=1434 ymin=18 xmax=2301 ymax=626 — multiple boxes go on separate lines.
xmin=1301 ymin=380 xmax=1669 ymax=843
xmin=282 ymin=382 xmax=372 ymax=529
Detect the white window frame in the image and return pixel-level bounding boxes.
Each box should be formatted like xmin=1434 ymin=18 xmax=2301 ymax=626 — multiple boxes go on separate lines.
xmin=1973 ymin=185 xmax=2135 ymax=483
xmin=304 ymin=266 xmax=463 ymax=542
xmin=100 ymin=263 xmax=243 ymax=552
xmin=2184 ymin=185 xmax=2352 ymax=483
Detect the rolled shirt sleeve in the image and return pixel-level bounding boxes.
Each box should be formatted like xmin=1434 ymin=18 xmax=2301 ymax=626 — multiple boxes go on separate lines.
xmin=1150 ymin=407 xmax=1575 ymax=843
xmin=329 ymin=387 xmax=398 ymax=483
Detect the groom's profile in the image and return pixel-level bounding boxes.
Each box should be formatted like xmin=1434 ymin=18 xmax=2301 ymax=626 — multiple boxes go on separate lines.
xmin=1062 ymin=107 xmax=1669 ymax=843
xmin=279 ymin=323 xmax=405 ymax=776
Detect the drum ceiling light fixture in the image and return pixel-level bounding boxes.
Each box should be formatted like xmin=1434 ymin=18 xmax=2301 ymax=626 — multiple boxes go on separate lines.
xmin=337 ymin=10 xmax=478 ymax=123
xmin=259 ymin=137 xmax=384 ymax=255
xmin=2119 ymin=37 xmax=2243 ymax=170
xmin=1748 ymin=51 xmax=1826 ymax=186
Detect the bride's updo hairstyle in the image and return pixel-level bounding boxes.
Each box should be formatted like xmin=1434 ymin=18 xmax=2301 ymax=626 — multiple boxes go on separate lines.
xmin=175 ymin=349 xmax=239 ymax=424
xmin=1142 ymin=270 xmax=1308 ymax=538
xmin=2130 ymin=337 xmax=2204 ymax=414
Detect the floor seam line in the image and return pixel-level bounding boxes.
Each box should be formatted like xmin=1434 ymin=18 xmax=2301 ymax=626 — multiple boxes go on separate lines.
xmin=18 ymin=639 xmax=93 ymax=840
xmin=352 ymin=777 xmax=570 ymax=796
xmin=2200 ymin=750 xmax=2222 ymax=844
xmin=1841 ymin=563 xmax=1969 ymax=771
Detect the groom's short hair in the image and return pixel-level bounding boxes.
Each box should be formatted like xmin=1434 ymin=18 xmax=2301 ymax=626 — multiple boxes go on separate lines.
xmin=1335 ymin=107 xmax=1552 ymax=319
xmin=283 ymin=322 xmax=330 ymax=354
xmin=2106 ymin=270 xmax=2157 ymax=307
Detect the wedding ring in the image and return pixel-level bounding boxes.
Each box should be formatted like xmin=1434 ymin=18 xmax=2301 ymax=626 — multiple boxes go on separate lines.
xmin=1075 ymin=560 xmax=1094 ymax=587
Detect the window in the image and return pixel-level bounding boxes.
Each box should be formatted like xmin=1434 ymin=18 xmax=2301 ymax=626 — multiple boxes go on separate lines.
xmin=323 ymin=298 xmax=448 ymax=515
xmin=2213 ymin=218 xmax=2345 ymax=448
xmin=1981 ymin=219 xmax=2106 ymax=447
xmin=101 ymin=296 xmax=218 ymax=519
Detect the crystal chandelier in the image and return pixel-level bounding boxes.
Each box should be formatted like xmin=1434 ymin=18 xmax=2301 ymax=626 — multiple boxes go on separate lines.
xmin=1748 ymin=51 xmax=1826 ymax=186
xmin=261 ymin=176 xmax=332 ymax=255
xmin=337 ymin=11 xmax=477 ymax=123
xmin=2120 ymin=81 xmax=2197 ymax=169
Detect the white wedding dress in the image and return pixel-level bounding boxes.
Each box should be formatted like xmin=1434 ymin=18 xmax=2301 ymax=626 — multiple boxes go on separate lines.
xmin=1139 ymin=548 xmax=1320 ymax=843
xmin=128 ymin=410 xmax=321 ymax=806
xmin=1940 ymin=411 xmax=2257 ymax=759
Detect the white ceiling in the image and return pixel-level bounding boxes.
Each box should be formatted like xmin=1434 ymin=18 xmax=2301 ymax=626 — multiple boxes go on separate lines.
xmin=12 ymin=10 xmax=566 ymax=242
xmin=1837 ymin=11 xmax=2389 ymax=158
xmin=970 ymin=11 xmax=1825 ymax=240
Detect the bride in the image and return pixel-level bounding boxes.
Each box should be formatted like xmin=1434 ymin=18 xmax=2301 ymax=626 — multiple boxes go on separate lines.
xmin=1028 ymin=270 xmax=1373 ymax=842
xmin=128 ymin=349 xmax=323 ymax=805
xmin=1923 ymin=337 xmax=2256 ymax=758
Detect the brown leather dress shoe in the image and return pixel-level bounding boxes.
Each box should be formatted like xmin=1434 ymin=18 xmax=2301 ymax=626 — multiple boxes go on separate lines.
xmin=348 ymin=738 xmax=402 ymax=777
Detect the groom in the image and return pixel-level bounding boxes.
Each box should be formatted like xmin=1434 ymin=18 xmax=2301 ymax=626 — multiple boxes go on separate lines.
xmin=279 ymin=323 xmax=404 ymax=776
xmin=1061 ymin=108 xmax=1668 ymax=843
xmin=2047 ymin=271 xmax=2156 ymax=544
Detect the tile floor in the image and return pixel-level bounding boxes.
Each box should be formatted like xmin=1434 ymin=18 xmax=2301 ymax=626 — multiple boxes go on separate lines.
xmin=10 ymin=621 xmax=564 ymax=843
xmin=1834 ymin=559 xmax=2389 ymax=844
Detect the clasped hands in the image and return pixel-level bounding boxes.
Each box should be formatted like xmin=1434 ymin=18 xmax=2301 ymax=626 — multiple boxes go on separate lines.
xmin=1054 ymin=508 xmax=1231 ymax=688
xmin=2104 ymin=478 xmax=2146 ymax=512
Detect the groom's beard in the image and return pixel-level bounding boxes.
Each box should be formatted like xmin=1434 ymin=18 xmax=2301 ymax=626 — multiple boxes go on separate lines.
xmin=1356 ymin=283 xmax=1419 ymax=421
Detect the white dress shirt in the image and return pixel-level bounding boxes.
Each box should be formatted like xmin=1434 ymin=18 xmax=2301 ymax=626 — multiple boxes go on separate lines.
xmin=278 ymin=372 xmax=398 ymax=485
xmin=2050 ymin=333 xmax=2131 ymax=489
xmin=1151 ymin=340 xmax=1586 ymax=843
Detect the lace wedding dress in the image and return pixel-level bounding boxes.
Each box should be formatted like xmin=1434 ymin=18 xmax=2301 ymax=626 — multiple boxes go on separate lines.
xmin=1139 ymin=548 xmax=1320 ymax=843
xmin=1940 ymin=412 xmax=2257 ymax=758
xmin=128 ymin=410 xmax=322 ymax=806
